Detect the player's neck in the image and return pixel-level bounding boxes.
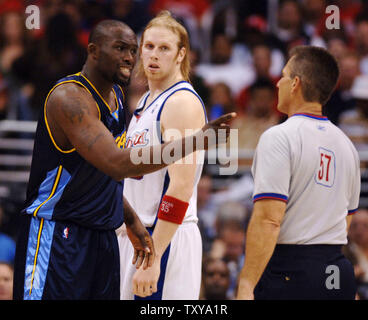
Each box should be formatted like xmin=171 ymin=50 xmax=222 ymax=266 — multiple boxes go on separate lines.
xmin=148 ymin=72 xmax=184 ymax=97
xmin=81 ymin=65 xmax=113 ymax=101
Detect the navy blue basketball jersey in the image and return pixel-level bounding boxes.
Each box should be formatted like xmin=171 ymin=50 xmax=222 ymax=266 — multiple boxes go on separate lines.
xmin=22 ymin=72 xmax=127 ymax=230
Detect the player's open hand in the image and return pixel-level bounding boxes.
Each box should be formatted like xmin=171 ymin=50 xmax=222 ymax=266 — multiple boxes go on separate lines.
xmin=196 ymin=112 xmax=236 ymax=150
xmin=126 ymin=222 xmax=156 ymax=270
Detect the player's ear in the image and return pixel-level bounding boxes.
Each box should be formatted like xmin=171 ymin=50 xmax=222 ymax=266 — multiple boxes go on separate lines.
xmin=87 ymin=43 xmax=99 ymax=60
xmin=177 ymin=46 xmax=186 ymax=64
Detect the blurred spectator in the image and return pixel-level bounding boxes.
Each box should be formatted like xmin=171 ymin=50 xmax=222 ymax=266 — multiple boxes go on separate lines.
xmin=354 ymin=13 xmax=368 ymax=75
xmin=197 ymin=171 xmax=254 ymax=255
xmin=77 ymin=0 xmax=109 ymax=35
xmin=0 ymin=75 xmax=8 ymax=121
xmin=235 ymin=1 xmax=268 ymax=23
xmin=236 ymin=44 xmax=281 ymax=113
xmin=339 ymin=74 xmax=368 ymax=151
xmin=251 ymin=44 xmax=278 ymax=80
xmin=109 ymin=0 xmax=152 ymax=35
xmin=333 ymin=0 xmax=363 ymax=42
xmin=208 ymin=201 xmax=248 ymax=259
xmin=207 ymin=82 xmax=235 ymax=120
xmin=197 ymin=173 xmax=217 ymax=253
xmin=211 ymin=34 xmax=232 ymax=65
xmin=210 ymin=224 xmax=245 ymax=299
xmin=300 ymin=0 xmax=327 ymax=39
xmin=0 ymin=10 xmax=30 ymax=74
xmin=0 ymin=71 xmax=33 ymax=121
xmin=63 ymin=0 xmax=90 ymax=48
xmin=189 ymin=48 xmax=209 ymax=106
xmin=197 ymin=173 xmax=212 ymax=212
xmin=149 ymin=0 xmax=209 ymax=53
xmin=0 ymin=0 xmax=23 ymax=16
xmin=272 ymin=0 xmax=324 ymax=55
xmin=325 ymin=30 xmax=350 ymax=63
xmin=274 ymin=0 xmax=304 ymax=49
xmin=195 ymin=33 xmax=255 ymax=96
xmin=209 ymin=201 xmax=248 ymax=299
xmin=200 ymin=257 xmax=230 ymax=300
xmin=345 ymin=208 xmax=368 ymax=299
xmin=0 ymin=262 xmax=13 ymax=300
xmin=200 ymin=0 xmax=237 ymax=63
xmin=150 ymin=0 xmax=209 ymax=21
xmin=324 ymin=51 xmax=360 ymax=124
xmin=231 ymin=78 xmax=279 ymax=150
xmin=0 ymin=204 xmax=16 ymax=265
xmin=12 ymin=12 xmax=86 ymax=117
xmin=337 ymin=51 xmax=361 ymax=94
xmin=0 ymin=7 xmax=34 ymax=121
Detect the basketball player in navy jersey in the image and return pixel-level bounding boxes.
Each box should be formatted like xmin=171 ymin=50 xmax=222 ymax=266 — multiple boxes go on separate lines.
xmin=13 ymin=20 xmax=235 ymax=300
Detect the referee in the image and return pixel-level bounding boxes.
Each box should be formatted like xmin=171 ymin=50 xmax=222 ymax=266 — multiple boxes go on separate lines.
xmin=237 ymin=46 xmax=361 ymax=300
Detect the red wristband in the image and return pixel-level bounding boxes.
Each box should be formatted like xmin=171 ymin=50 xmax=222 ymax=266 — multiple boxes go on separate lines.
xmin=157 ymin=195 xmax=189 ymax=225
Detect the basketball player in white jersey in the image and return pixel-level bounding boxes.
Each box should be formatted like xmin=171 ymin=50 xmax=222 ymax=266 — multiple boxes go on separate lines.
xmin=118 ymin=11 xmax=207 ymax=299
xmin=237 ymin=46 xmax=361 ymax=300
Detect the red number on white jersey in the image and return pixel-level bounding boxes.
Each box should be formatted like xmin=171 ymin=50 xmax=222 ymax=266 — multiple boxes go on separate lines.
xmin=316 ymin=148 xmax=335 ymax=187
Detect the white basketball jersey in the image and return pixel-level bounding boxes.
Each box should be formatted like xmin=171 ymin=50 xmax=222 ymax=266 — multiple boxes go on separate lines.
xmin=252 ymin=113 xmax=361 ymax=245
xmin=123 ymin=81 xmax=206 ymax=227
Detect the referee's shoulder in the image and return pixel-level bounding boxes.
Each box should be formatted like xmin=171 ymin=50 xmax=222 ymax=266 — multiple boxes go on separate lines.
xmin=258 ymin=122 xmax=290 ymax=149
xmin=260 ymin=121 xmax=289 ymax=139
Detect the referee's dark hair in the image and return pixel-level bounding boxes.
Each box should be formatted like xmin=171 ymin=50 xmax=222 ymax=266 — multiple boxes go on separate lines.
xmin=288 ymin=45 xmax=339 ymax=106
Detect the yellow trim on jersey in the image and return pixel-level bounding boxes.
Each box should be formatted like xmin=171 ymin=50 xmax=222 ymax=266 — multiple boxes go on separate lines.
xmin=44 ymin=79 xmax=101 ymax=153
xmin=33 ymin=165 xmax=63 ymax=217
xmin=117 ymin=84 xmax=125 ymax=102
xmin=113 ymin=89 xmax=119 ymax=116
xmin=80 ymin=73 xmax=117 ymax=114
xmin=29 ymin=218 xmax=44 ymax=295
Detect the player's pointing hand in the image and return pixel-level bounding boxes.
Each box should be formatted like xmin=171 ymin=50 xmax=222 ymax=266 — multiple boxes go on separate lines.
xmin=195 ymin=112 xmax=237 ymax=150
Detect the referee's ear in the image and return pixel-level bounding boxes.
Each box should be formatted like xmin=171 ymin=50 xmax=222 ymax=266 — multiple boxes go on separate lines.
xmin=291 ymin=76 xmax=301 ymax=94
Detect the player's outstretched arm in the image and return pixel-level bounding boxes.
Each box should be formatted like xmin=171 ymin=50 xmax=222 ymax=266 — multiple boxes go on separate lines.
xmin=47 ymin=84 xmax=236 ymax=181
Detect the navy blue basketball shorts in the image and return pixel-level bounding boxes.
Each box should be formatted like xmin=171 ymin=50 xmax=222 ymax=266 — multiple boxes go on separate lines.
xmin=13 ymin=215 xmax=120 ymax=300
xmin=254 ymin=244 xmax=356 ymax=300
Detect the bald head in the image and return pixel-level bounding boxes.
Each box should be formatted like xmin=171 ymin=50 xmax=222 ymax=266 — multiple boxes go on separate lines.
xmin=86 ymin=20 xmax=138 ymax=87
xmin=88 ymin=20 xmax=135 ymax=46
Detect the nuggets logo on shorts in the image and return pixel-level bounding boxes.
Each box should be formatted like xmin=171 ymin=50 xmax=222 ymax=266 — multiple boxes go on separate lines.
xmin=126 ymin=129 xmax=149 ymax=148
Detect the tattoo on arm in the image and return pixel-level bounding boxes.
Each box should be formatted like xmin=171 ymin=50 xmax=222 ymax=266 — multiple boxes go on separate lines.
xmin=58 ymin=93 xmax=105 ymax=150
xmin=61 ymin=96 xmax=90 ymax=124
xmin=79 ymin=125 xmax=106 ymax=151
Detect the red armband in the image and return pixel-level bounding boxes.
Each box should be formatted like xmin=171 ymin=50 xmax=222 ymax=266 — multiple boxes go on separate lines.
xmin=157 ymin=195 xmax=189 ymax=225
